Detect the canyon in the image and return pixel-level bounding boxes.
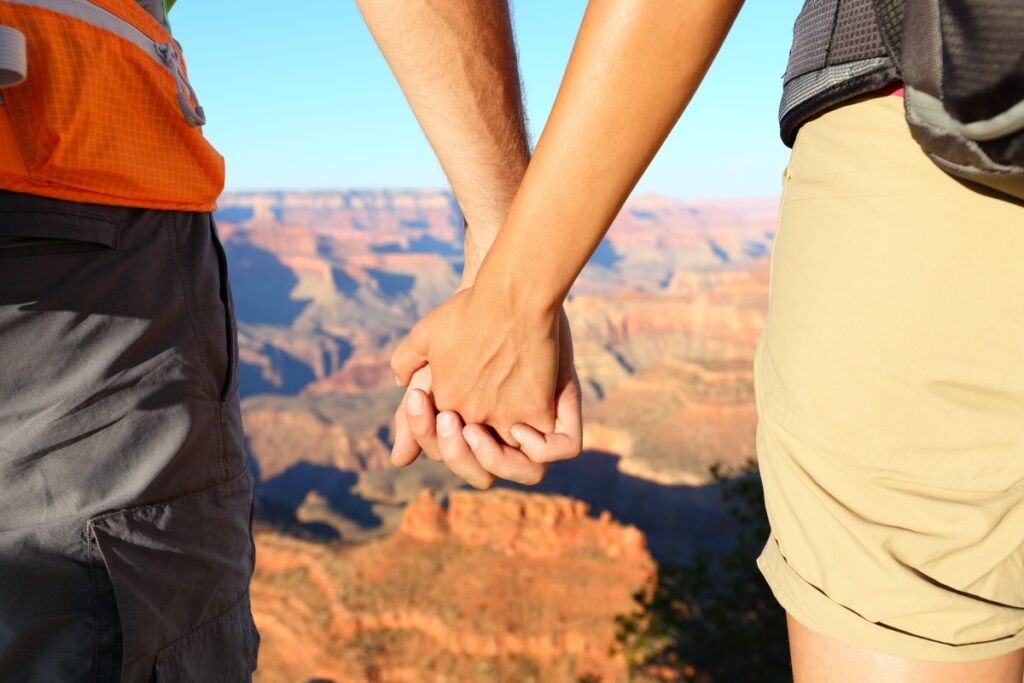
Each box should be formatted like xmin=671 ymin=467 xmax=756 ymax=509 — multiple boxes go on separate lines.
xmin=214 ymin=189 xmax=777 ymax=680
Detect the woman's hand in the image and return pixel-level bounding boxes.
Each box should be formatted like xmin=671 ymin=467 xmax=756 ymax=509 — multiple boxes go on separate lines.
xmin=459 ymin=306 xmax=582 ymax=481
xmin=389 ymin=307 xmax=582 ymax=488
xmin=391 ymin=283 xmax=560 ymax=446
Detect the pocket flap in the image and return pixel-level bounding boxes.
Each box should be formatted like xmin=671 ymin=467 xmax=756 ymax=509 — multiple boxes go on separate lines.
xmin=0 ymin=208 xmax=122 ymax=248
xmin=88 ymin=470 xmax=259 ymax=681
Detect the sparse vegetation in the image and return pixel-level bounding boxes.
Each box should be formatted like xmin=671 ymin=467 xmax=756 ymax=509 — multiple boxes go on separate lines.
xmin=614 ymin=457 xmax=790 ymax=682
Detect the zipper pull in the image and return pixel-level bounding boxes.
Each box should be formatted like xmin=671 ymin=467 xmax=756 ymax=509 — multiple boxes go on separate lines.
xmin=0 ymin=25 xmax=28 ymax=88
xmin=157 ymin=41 xmax=206 ymax=127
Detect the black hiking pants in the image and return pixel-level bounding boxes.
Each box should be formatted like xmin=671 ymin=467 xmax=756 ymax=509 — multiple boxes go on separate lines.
xmin=0 ymin=190 xmax=259 ymax=681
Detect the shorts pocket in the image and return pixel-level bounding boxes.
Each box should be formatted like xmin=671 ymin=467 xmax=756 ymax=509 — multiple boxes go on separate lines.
xmin=87 ymin=470 xmax=259 ymax=682
xmin=0 ymin=208 xmax=121 ymax=257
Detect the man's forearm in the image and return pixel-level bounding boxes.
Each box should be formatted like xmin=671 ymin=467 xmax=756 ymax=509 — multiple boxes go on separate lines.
xmin=473 ymin=0 xmax=744 ymax=313
xmin=355 ymin=0 xmax=530 ymax=279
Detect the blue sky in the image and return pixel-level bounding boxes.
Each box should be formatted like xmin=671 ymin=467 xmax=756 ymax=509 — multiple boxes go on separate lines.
xmin=173 ymin=2 xmax=803 ymax=200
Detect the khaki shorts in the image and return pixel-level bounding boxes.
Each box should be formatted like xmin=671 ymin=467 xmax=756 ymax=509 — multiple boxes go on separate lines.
xmin=754 ymin=93 xmax=1024 ymax=662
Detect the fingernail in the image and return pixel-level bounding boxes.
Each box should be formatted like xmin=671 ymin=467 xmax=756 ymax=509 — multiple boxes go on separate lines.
xmin=395 ymin=375 xmax=402 ymax=386
xmin=408 ymin=391 xmax=425 ymax=415
xmin=437 ymin=412 xmax=456 ymax=437
xmin=463 ymin=426 xmax=480 ymax=449
xmin=511 ymin=426 xmax=524 ymax=444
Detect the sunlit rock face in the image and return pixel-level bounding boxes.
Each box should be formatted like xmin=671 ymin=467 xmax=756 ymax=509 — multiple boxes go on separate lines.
xmin=251 ymin=488 xmax=655 ymax=683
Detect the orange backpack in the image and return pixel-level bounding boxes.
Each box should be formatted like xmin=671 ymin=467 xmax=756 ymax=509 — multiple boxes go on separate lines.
xmin=0 ymin=0 xmax=223 ymax=211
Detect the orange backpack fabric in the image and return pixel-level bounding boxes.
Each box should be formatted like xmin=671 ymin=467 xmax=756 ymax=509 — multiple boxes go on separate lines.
xmin=0 ymin=0 xmax=223 ymax=211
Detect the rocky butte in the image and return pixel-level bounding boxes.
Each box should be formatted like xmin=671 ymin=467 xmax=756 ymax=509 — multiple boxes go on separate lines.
xmin=251 ymin=488 xmax=655 ymax=683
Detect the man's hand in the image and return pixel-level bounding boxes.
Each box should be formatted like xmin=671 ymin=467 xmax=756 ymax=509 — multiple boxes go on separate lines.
xmin=388 ymin=364 xmax=499 ymax=490
xmin=387 ymin=237 xmax=500 ymax=489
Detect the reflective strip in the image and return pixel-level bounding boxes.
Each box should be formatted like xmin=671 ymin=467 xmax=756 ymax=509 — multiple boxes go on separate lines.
xmin=905 ymin=86 xmax=1024 ymax=142
xmin=5 ymin=0 xmax=165 ymax=64
xmin=1 ymin=0 xmax=205 ymax=126
xmin=0 ymin=25 xmax=27 ymax=88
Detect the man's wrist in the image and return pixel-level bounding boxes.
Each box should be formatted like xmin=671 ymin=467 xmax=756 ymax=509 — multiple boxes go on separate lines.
xmin=458 ymin=218 xmax=503 ymax=289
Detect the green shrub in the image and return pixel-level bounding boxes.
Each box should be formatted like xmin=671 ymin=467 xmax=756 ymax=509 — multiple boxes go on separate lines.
xmin=614 ymin=457 xmax=790 ymax=682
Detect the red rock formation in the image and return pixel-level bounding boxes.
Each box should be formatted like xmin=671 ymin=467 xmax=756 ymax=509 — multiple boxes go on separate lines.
xmin=398 ymin=489 xmax=447 ymax=543
xmin=251 ymin=489 xmax=655 ymax=683
xmin=443 ymin=489 xmax=647 ymax=561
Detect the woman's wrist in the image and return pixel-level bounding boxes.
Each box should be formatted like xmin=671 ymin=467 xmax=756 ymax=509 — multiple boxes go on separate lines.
xmin=471 ymin=238 xmax=565 ymax=325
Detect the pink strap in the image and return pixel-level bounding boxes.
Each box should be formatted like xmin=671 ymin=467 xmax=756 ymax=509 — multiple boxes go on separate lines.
xmin=878 ymin=81 xmax=905 ymax=97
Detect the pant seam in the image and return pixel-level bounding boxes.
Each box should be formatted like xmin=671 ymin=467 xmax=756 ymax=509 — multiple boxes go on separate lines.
xmin=165 ymin=212 xmax=221 ymax=402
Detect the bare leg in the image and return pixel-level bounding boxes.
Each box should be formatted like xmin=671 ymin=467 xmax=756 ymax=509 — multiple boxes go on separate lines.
xmin=788 ymin=613 xmax=1024 ymax=683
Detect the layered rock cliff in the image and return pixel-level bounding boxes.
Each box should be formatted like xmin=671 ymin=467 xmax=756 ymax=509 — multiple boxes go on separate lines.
xmin=251 ymin=489 xmax=655 ymax=682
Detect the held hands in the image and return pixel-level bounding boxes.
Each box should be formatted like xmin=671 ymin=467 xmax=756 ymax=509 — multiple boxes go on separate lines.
xmin=389 ymin=295 xmax=583 ymax=489
xmin=393 ymin=285 xmax=559 ymax=443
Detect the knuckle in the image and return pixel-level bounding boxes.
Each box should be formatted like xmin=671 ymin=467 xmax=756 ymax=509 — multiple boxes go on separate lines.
xmin=410 ymin=324 xmax=427 ymax=348
xmin=532 ymin=452 xmax=554 ymax=466
xmin=439 ymin=446 xmax=460 ymax=465
xmin=522 ymin=468 xmax=545 ymax=486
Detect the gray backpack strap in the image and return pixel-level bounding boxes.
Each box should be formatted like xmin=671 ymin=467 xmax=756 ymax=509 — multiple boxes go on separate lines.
xmin=871 ymin=0 xmax=903 ymax=70
xmin=871 ymin=0 xmax=1024 ymax=199
xmin=0 ymin=25 xmax=27 ymax=89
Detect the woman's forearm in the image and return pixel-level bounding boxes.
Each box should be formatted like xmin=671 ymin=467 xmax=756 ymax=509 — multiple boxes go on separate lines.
xmin=473 ymin=0 xmax=744 ymax=314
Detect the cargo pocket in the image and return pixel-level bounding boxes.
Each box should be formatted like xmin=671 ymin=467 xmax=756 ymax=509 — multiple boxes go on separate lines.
xmin=209 ymin=219 xmax=239 ymax=403
xmin=0 ymin=208 xmax=121 ymax=257
xmin=87 ymin=470 xmax=259 ymax=683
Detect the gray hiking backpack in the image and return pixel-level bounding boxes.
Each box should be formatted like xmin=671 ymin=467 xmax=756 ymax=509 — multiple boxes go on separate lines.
xmin=873 ymin=0 xmax=1024 ymax=199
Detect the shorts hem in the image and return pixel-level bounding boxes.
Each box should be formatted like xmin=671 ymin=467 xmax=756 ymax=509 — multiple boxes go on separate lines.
xmin=756 ymin=535 xmax=1024 ymax=663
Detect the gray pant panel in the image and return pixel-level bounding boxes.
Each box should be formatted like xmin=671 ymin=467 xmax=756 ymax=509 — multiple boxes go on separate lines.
xmin=0 ymin=190 xmax=259 ymax=682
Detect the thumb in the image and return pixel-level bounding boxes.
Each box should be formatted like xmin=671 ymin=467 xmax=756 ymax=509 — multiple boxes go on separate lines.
xmin=390 ymin=326 xmax=428 ymax=387
xmin=554 ymin=365 xmax=582 ymax=437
